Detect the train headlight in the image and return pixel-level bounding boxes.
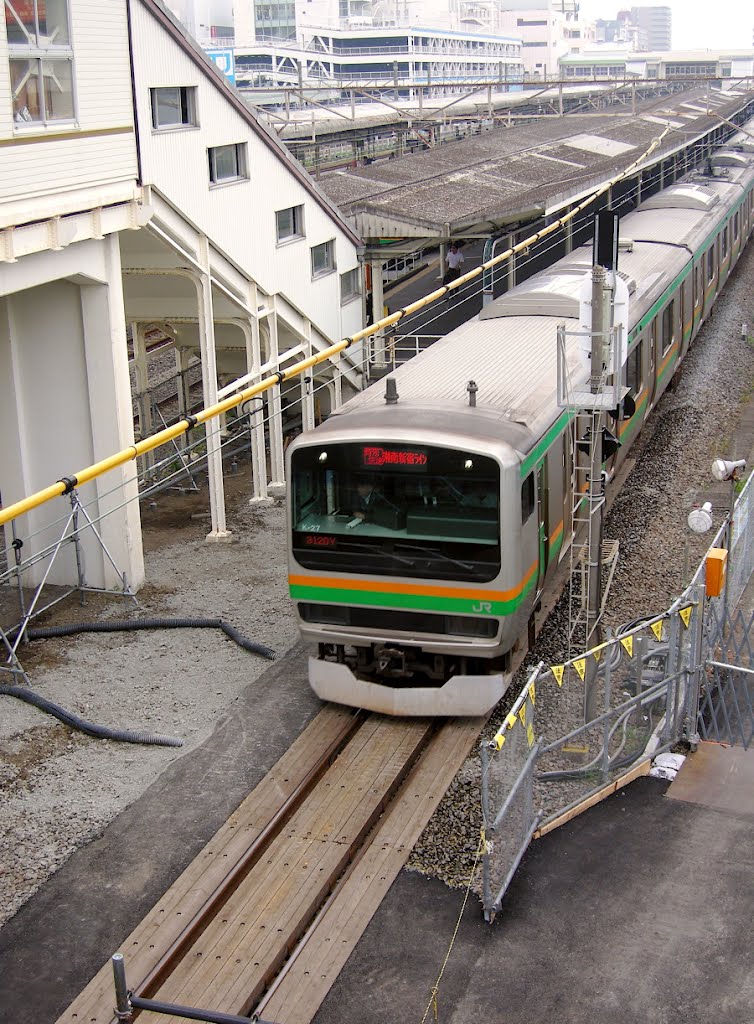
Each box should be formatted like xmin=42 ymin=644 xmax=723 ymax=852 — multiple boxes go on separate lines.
xmin=318 ymin=451 xmax=328 ymax=463
xmin=464 ymin=459 xmax=474 ymax=470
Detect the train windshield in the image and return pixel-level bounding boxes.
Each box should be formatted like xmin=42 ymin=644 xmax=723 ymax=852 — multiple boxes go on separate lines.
xmin=291 ymin=442 xmax=500 ymax=583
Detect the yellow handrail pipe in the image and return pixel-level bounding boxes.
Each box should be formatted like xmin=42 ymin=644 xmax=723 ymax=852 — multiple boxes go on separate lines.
xmin=0 ymin=125 xmax=673 ymax=530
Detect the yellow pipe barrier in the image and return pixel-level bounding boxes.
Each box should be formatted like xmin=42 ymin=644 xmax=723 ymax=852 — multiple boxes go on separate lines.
xmin=0 ymin=125 xmax=675 ymax=531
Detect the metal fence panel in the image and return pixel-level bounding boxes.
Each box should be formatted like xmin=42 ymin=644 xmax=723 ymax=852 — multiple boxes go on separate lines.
xmin=480 ymin=665 xmax=543 ymax=922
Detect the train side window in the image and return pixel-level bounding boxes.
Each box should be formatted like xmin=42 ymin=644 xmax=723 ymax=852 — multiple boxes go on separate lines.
xmin=707 ymin=246 xmax=715 ymax=283
xmin=694 ymin=263 xmax=702 ymax=310
xmin=721 ymin=226 xmax=729 ymax=260
xmin=521 ymin=473 xmax=535 ymax=523
xmin=661 ymin=300 xmax=675 ymax=354
xmin=626 ymin=338 xmax=643 ymax=394
xmin=733 ymin=211 xmax=740 ymax=240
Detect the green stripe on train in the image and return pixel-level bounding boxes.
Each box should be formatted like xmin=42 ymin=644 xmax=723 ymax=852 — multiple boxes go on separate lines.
xmin=290 ymin=582 xmax=535 ymax=616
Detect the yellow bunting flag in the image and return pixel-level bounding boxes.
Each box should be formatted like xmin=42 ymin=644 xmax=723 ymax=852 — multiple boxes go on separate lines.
xmin=650 ymin=620 xmax=664 ymax=641
xmin=552 ymin=664 xmax=565 ymax=686
xmin=506 ymin=712 xmax=517 ymax=730
xmin=679 ymin=606 xmax=693 ymax=628
xmin=573 ymin=658 xmax=586 ymax=681
xmin=592 ymin=644 xmax=604 ymax=663
xmin=528 ymin=681 xmax=536 ymax=704
xmin=620 ymin=635 xmax=634 ymax=657
xmin=526 ymin=724 xmax=535 ymax=748
xmin=518 ymin=704 xmax=527 ymax=727
xmin=494 ymin=730 xmax=505 ymax=750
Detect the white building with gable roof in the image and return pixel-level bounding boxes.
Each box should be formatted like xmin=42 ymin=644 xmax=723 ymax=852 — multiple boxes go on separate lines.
xmin=0 ymin=0 xmax=363 ymax=592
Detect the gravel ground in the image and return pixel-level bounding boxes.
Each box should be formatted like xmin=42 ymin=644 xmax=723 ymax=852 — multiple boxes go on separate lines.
xmin=0 ymin=491 xmax=299 ymax=929
xmin=2 ymin=239 xmax=754 ymax=932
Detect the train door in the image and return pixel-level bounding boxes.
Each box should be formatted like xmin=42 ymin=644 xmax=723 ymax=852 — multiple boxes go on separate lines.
xmin=536 ymin=461 xmax=548 ymax=592
xmin=647 ymin=319 xmax=657 ymax=410
xmin=693 ymin=260 xmax=703 ymax=337
xmin=704 ymin=241 xmax=717 ymax=319
xmin=520 ymin=470 xmax=540 ymax=601
xmin=680 ymin=278 xmax=692 ymax=359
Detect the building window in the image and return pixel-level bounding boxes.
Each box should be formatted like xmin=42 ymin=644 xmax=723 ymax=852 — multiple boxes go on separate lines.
xmin=151 ymin=87 xmax=197 ymax=130
xmin=276 ymin=205 xmax=305 ymax=243
xmin=311 ymin=240 xmax=335 ymax=278
xmin=208 ymin=143 xmax=248 ymax=185
xmin=340 ymin=267 xmax=361 ymax=304
xmin=7 ymin=0 xmax=75 ymax=125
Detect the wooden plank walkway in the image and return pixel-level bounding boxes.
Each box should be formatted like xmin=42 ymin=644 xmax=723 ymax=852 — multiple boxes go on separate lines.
xmin=141 ymin=717 xmax=432 ymax=1022
xmin=56 ymin=706 xmax=356 ymax=1024
xmin=259 ymin=717 xmax=484 ymax=1024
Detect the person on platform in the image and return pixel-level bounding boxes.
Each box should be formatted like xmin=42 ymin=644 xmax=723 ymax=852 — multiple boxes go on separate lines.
xmin=443 ymin=243 xmax=465 ymax=300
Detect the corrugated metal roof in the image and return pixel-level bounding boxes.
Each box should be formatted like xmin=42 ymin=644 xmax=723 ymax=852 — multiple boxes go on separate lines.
xmin=321 ymin=86 xmax=754 ymax=240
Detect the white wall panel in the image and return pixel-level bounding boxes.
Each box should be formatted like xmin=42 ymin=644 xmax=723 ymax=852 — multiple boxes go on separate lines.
xmin=0 ymin=1 xmax=138 ymax=209
xmin=0 ymin=134 xmax=136 ymax=204
xmin=131 ymin=1 xmax=361 ymax=347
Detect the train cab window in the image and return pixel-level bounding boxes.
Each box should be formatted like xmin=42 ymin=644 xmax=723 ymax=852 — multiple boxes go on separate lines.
xmin=625 ymin=338 xmax=643 ymax=395
xmin=661 ymin=300 xmax=675 ymax=355
xmin=521 ymin=473 xmax=535 ymax=523
xmin=707 ymin=246 xmax=715 ymax=284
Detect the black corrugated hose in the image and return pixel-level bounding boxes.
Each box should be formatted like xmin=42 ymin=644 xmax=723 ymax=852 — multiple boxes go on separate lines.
xmin=0 ymin=684 xmax=184 ymax=747
xmin=3 ymin=617 xmax=276 ymax=747
xmin=21 ymin=617 xmax=277 ymax=660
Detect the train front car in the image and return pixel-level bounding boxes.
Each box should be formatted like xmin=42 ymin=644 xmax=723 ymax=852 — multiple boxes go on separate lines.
xmin=287 ymin=413 xmax=531 ymax=716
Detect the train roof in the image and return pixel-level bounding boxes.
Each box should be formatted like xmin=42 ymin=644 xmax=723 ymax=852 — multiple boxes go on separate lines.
xmin=333 ymin=130 xmax=754 ymax=456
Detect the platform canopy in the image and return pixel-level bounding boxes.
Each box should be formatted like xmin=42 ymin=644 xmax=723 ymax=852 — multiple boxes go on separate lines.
xmin=320 ymin=85 xmax=753 ymax=253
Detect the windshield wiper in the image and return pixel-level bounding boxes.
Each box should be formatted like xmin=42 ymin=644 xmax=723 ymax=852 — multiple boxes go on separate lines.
xmin=392 ymin=542 xmax=475 ymax=572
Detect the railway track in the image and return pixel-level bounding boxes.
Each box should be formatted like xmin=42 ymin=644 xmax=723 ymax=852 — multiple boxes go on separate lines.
xmin=58 ymin=706 xmax=483 ymax=1024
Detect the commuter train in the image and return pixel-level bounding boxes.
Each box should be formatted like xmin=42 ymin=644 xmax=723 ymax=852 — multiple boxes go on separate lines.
xmin=286 ymin=125 xmax=754 ymax=716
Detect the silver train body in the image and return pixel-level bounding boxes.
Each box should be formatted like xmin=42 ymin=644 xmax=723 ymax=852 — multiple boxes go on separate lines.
xmin=287 ymin=128 xmax=754 ymax=716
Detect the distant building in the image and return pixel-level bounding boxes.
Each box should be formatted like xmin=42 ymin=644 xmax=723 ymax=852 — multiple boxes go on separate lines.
xmin=497 ymin=0 xmax=592 ymax=78
xmin=560 ymin=47 xmax=754 ymax=80
xmin=629 ymin=6 xmax=671 ymax=51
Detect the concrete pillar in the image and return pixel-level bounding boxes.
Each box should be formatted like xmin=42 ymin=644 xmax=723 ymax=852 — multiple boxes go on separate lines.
xmin=131 ymin=322 xmax=152 ymax=440
xmin=79 ymin=233 xmax=145 ymax=589
xmin=0 ymin=235 xmax=145 ymax=591
xmin=242 ymin=303 xmax=272 ymax=507
xmin=195 ymin=235 xmax=231 ymax=542
xmin=174 ymin=344 xmax=189 ymax=428
xmin=370 ymin=257 xmax=387 ymax=367
xmin=301 ymin=321 xmax=316 ymax=432
xmin=266 ymin=301 xmax=286 ymax=493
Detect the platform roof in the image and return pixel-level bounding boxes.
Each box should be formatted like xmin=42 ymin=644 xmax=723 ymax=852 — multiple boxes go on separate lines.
xmin=320 ymin=86 xmax=754 ymax=248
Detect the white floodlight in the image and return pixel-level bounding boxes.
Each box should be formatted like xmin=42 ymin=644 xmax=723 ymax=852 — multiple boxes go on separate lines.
xmin=687 ymin=501 xmax=713 ymax=534
xmin=711 ymin=458 xmax=746 ymax=482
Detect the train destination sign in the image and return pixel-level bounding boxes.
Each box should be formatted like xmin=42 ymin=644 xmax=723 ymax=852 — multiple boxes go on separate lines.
xmin=362 ymin=446 xmax=428 ymax=468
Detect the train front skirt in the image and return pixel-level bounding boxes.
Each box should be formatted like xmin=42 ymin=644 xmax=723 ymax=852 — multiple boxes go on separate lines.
xmin=308 ymin=657 xmax=509 ymax=717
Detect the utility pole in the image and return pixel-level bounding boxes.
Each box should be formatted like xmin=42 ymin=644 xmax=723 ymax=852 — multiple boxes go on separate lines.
xmin=584 ymin=262 xmax=609 ymax=722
